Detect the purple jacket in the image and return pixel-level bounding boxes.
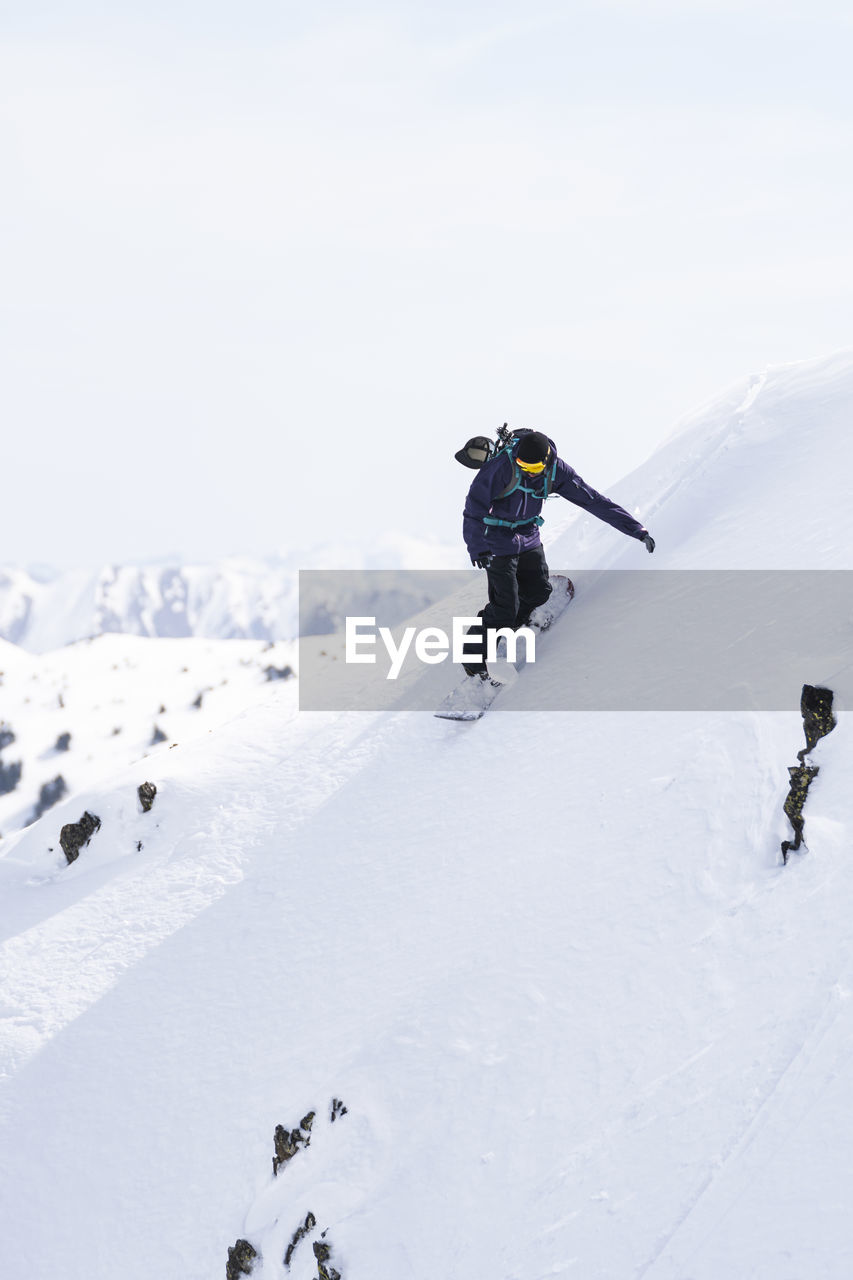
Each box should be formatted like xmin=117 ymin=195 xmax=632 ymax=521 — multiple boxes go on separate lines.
xmin=463 ymin=435 xmax=647 ymax=560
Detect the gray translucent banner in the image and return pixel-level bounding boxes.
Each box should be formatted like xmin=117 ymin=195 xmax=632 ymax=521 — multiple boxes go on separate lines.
xmin=298 ymin=570 xmax=853 ymax=712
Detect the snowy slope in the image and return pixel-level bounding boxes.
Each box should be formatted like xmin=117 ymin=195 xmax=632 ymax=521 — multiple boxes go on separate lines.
xmin=1 ymin=352 xmax=852 ymax=1280
xmin=546 ymin=348 xmax=853 ymax=570
xmin=0 ymin=633 xmax=297 ymax=840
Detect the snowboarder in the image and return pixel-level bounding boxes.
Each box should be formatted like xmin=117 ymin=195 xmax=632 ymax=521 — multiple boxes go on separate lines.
xmin=461 ymin=429 xmax=654 ymax=675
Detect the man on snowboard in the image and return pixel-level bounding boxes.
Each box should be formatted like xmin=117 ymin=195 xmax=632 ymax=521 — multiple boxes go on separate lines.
xmin=462 ymin=429 xmax=654 ymax=676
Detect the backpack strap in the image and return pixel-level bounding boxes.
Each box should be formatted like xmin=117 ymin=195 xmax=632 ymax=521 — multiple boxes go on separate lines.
xmin=483 ymin=513 xmax=545 ymax=530
xmin=541 ymin=457 xmax=557 ymax=500
xmin=492 ymin=454 xmax=557 ymax=502
xmin=483 ymin=455 xmax=558 ymax=530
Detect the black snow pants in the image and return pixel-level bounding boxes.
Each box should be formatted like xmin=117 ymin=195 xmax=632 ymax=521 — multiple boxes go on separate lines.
xmin=465 ymin=544 xmax=552 ymax=666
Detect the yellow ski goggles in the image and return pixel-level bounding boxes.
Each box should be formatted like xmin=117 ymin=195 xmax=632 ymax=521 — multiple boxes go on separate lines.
xmin=516 ymin=453 xmax=549 ymax=474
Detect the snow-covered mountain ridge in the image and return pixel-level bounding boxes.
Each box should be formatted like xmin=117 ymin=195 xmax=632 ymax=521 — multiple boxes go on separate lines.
xmin=0 ymin=537 xmax=464 ymax=652
xmin=2 ymin=352 xmax=853 ymax=1280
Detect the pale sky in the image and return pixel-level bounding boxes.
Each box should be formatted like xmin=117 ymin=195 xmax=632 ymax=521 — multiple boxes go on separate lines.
xmin=3 ymin=0 xmax=852 ymax=568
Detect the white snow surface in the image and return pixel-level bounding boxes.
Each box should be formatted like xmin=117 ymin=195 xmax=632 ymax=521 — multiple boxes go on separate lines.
xmin=2 ymin=351 xmax=853 ymax=1279
xmin=0 ymin=634 xmax=297 ymax=840
xmin=547 ymin=347 xmax=853 ymax=570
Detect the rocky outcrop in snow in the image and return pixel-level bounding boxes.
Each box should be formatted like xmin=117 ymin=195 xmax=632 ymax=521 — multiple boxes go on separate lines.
xmin=59 ymin=810 xmax=101 ymax=865
xmin=313 ymin=1237 xmax=342 ymax=1280
xmin=272 ymin=1110 xmax=315 ymax=1176
xmin=225 ymin=1238 xmax=257 ymax=1278
xmin=138 ymin=782 xmax=157 ymax=813
xmin=284 ymin=1212 xmax=317 ymax=1268
xmin=781 ymin=684 xmax=836 ymax=864
xmin=228 ymin=1102 xmax=350 ymax=1276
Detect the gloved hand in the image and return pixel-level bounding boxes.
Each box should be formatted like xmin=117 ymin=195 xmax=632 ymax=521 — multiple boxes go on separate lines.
xmin=641 ymin=533 xmax=655 ymax=554
xmin=474 ymin=553 xmax=493 ymax=569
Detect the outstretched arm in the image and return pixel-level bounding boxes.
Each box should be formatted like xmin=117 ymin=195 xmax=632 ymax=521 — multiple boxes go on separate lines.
xmin=553 ymin=460 xmax=650 ymax=543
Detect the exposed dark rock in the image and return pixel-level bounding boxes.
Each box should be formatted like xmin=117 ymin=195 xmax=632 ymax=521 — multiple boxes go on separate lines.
xmin=138 ymin=781 xmax=157 ymax=813
xmin=781 ymin=685 xmax=837 ymax=864
xmin=313 ymin=1238 xmax=341 ymax=1280
xmin=330 ymin=1098 xmax=348 ymax=1123
xmin=0 ymin=758 xmax=22 ymax=797
xmin=54 ymin=732 xmax=72 ymax=753
xmin=272 ymin=1124 xmax=301 ymax=1175
xmin=225 ymin=1238 xmax=257 ymax=1279
xmin=799 ymin=684 xmax=836 ymax=758
xmin=781 ymin=764 xmax=820 ymax=862
xmin=272 ymin=1110 xmax=316 ymax=1176
xmin=150 ymin=725 xmax=168 ymax=746
xmin=0 ymin=724 xmax=15 ymax=752
xmin=264 ymin=664 xmax=294 ymax=682
xmin=30 ymin=775 xmax=68 ymax=822
xmin=59 ymin=811 xmax=101 ymax=865
xmin=192 ymin=691 xmax=204 ymax=709
xmin=284 ymin=1211 xmax=316 ymax=1268
xmin=136 ymin=840 xmax=143 ymax=852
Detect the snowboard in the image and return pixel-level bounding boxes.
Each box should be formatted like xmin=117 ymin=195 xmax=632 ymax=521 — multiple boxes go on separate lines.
xmin=434 ymin=575 xmax=575 ymax=722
